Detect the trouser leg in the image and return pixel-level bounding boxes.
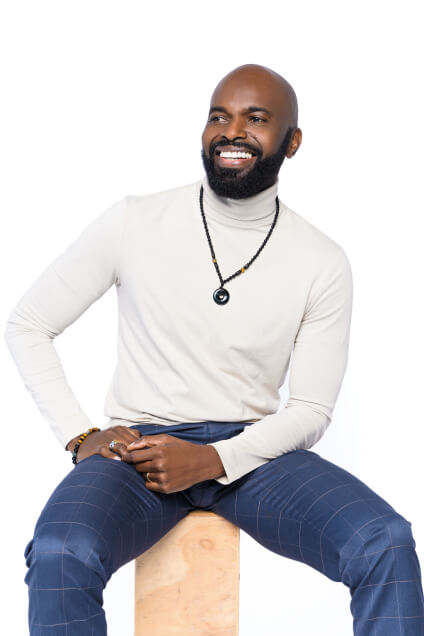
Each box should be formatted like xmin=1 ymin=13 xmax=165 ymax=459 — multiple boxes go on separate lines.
xmin=209 ymin=448 xmax=424 ymax=635
xmin=23 ymin=453 xmax=194 ymax=636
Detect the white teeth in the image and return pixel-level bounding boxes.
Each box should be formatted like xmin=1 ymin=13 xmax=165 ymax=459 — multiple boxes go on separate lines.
xmin=219 ymin=151 xmax=253 ymax=159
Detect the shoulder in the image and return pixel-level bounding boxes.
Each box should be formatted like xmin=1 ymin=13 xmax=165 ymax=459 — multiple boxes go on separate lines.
xmin=124 ymin=180 xmax=199 ymax=211
xmin=280 ymin=202 xmax=351 ymax=272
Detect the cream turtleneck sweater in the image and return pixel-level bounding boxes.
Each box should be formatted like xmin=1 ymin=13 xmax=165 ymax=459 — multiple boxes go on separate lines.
xmin=4 ymin=175 xmax=353 ymax=484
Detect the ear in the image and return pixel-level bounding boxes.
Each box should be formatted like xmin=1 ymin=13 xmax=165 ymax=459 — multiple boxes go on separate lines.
xmin=286 ymin=128 xmax=302 ymax=158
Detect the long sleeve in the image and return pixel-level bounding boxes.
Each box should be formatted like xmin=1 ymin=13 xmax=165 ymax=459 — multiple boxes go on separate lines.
xmin=208 ymin=247 xmax=354 ymax=485
xmin=4 ymin=198 xmax=128 ymax=449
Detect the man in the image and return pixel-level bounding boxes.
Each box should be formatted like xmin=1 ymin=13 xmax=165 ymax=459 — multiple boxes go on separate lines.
xmin=5 ymin=64 xmax=424 ymax=635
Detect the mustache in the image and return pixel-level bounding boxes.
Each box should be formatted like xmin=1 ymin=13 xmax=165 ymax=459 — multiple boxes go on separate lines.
xmin=209 ymin=139 xmax=262 ymax=158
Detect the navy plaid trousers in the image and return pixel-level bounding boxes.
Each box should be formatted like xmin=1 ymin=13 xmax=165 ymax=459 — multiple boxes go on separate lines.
xmin=24 ymin=421 xmax=424 ymax=635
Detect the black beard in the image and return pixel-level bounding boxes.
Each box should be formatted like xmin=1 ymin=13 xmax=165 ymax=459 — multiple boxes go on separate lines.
xmin=201 ymin=127 xmax=293 ymax=199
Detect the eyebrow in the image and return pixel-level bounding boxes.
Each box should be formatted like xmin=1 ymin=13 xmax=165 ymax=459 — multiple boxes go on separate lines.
xmin=208 ymin=105 xmax=272 ymax=117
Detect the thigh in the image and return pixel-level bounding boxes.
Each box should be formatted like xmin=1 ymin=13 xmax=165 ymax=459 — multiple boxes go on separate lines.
xmin=25 ymin=453 xmax=194 ymax=583
xmin=210 ymin=449 xmax=408 ymax=582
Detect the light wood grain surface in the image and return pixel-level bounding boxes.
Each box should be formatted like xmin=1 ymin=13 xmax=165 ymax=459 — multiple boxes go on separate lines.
xmin=134 ymin=510 xmax=240 ymax=635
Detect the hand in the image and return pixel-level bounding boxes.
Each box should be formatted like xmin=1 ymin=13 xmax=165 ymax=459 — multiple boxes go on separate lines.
xmin=116 ymin=434 xmax=225 ymax=493
xmin=69 ymin=425 xmax=142 ymax=463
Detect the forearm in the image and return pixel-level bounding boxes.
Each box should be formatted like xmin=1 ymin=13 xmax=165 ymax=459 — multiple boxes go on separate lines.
xmin=208 ymin=404 xmax=329 ymax=485
xmin=4 ymin=299 xmax=96 ymax=448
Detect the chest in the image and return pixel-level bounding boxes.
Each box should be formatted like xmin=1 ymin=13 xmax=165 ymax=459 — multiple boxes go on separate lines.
xmin=118 ymin=209 xmax=312 ymax=361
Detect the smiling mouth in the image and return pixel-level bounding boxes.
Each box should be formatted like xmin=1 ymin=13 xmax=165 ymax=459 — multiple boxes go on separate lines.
xmin=214 ymin=148 xmax=257 ymax=166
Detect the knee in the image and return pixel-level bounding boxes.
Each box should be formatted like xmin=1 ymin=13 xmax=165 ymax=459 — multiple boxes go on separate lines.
xmin=24 ymin=521 xmax=110 ymax=588
xmin=340 ymin=512 xmax=416 ymax=586
xmin=347 ymin=512 xmax=414 ymax=557
xmin=364 ymin=513 xmax=416 ymax=555
xmin=382 ymin=514 xmax=416 ymax=550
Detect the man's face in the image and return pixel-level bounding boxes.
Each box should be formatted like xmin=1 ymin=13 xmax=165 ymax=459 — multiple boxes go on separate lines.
xmin=201 ymin=75 xmax=294 ymax=199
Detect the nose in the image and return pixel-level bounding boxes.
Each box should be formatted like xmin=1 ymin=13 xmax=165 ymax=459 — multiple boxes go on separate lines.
xmin=222 ymin=116 xmax=247 ymax=141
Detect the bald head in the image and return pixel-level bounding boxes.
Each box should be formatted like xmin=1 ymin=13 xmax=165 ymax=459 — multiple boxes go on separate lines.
xmin=201 ymin=63 xmax=302 ymax=198
xmin=211 ymin=64 xmax=298 ymax=128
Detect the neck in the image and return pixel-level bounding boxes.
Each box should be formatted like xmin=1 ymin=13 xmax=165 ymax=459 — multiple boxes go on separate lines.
xmin=200 ymin=175 xmax=279 ymax=228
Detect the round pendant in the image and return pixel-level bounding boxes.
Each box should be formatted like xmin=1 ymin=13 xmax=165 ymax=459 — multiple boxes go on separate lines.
xmin=213 ymin=287 xmax=230 ymax=305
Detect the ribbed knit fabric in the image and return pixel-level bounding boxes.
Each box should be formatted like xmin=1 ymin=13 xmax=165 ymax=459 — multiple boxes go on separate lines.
xmin=4 ymin=175 xmax=353 ymax=484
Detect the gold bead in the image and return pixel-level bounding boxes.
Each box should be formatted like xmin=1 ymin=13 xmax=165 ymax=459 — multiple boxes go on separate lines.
xmin=241 ymin=267 xmax=245 ymax=272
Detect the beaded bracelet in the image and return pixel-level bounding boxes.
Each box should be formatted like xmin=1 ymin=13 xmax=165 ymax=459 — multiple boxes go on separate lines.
xmin=71 ymin=427 xmax=101 ymax=465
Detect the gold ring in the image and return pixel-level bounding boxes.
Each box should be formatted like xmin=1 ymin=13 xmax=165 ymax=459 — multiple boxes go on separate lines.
xmin=109 ymin=439 xmax=123 ymax=451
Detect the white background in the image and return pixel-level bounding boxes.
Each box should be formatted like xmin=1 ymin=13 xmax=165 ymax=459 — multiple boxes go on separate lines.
xmin=1 ymin=1 xmax=423 ymax=634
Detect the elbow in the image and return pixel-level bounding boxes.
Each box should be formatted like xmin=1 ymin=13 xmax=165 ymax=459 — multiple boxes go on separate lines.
xmin=4 ymin=305 xmax=56 ymax=350
xmin=306 ymin=413 xmax=331 ymax=448
xmin=285 ymin=397 xmax=332 ymax=448
xmin=4 ymin=309 xmax=18 ymax=349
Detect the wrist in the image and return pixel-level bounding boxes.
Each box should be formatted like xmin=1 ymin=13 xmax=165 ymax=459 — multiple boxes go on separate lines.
xmin=67 ymin=427 xmax=101 ymax=464
xmin=66 ymin=428 xmax=101 ymax=452
xmin=202 ymin=444 xmax=226 ymax=480
xmin=66 ymin=435 xmax=81 ymax=452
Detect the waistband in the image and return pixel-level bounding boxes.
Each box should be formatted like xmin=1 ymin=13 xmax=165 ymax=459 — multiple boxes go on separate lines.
xmin=126 ymin=420 xmax=255 ymax=445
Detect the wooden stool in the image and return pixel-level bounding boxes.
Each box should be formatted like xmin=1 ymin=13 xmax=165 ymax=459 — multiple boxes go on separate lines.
xmin=134 ymin=509 xmax=240 ymax=635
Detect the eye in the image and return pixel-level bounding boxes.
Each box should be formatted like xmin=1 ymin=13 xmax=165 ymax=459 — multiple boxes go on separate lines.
xmin=249 ymin=116 xmax=267 ymax=123
xmin=208 ymin=115 xmax=226 ymax=122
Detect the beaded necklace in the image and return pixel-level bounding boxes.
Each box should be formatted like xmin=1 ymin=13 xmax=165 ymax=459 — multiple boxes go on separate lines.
xmin=199 ymin=184 xmax=280 ymax=305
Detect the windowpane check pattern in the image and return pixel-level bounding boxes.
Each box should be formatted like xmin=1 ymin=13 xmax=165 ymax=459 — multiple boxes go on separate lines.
xmin=24 ymin=421 xmax=424 ymax=635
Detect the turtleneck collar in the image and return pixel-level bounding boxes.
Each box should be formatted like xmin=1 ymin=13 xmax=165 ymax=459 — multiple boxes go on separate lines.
xmin=200 ymin=175 xmax=280 ymax=228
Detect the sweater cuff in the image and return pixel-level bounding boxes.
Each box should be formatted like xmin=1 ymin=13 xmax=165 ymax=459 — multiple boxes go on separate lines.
xmin=207 ymin=436 xmax=271 ymax=485
xmin=55 ymin=414 xmax=98 ymax=450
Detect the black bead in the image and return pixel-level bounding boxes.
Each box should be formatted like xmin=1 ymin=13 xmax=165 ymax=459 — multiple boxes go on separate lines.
xmin=213 ymin=287 xmax=230 ymax=304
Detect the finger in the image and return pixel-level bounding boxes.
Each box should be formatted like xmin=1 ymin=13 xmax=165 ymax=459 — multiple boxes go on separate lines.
xmin=113 ymin=426 xmax=142 ymax=444
xmin=117 ymin=426 xmax=142 ymax=441
xmin=99 ymin=445 xmax=122 ymax=461
xmin=127 ymin=433 xmax=172 ymax=448
xmin=144 ymin=480 xmax=161 ymax=491
xmin=140 ymin=471 xmax=163 ymax=490
xmin=126 ymin=438 xmax=148 ymax=451
xmin=121 ymin=448 xmax=158 ymax=464
xmin=106 ymin=425 xmax=140 ymax=445
xmin=135 ymin=467 xmax=160 ymax=481
xmin=126 ymin=435 xmax=158 ymax=450
xmin=110 ymin=443 xmax=128 ymax=458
